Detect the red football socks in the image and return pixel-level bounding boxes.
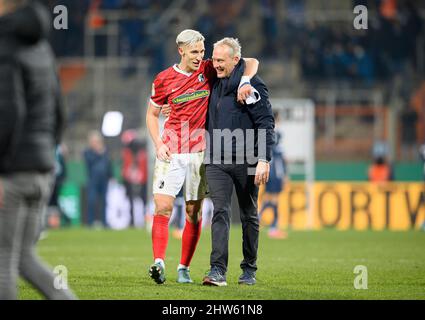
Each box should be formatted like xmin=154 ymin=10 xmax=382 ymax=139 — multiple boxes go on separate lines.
xmin=152 ymin=215 xmax=170 ymax=261
xmin=180 ymin=219 xmax=202 ymax=267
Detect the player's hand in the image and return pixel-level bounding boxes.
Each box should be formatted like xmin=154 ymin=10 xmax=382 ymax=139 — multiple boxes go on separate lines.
xmin=161 ymin=104 xmax=171 ymax=117
xmin=156 ymin=142 xmax=171 ymax=162
xmin=254 ymin=161 xmax=270 ymax=186
xmin=237 ymin=84 xmax=254 ymax=104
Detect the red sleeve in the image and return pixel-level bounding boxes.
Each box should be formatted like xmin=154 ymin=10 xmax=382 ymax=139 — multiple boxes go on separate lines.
xmin=203 ymin=59 xmax=217 ymax=82
xmin=150 ymin=75 xmax=168 ymax=108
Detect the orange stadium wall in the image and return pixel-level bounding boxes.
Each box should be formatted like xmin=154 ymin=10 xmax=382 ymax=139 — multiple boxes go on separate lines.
xmin=260 ymin=182 xmax=425 ymax=231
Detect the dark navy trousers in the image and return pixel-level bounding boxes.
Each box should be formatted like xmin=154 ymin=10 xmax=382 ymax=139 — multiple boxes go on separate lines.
xmin=206 ymin=163 xmax=259 ymax=273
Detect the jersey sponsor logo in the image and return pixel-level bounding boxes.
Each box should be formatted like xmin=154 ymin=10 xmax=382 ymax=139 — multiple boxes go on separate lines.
xmin=172 ymin=90 xmax=210 ymax=104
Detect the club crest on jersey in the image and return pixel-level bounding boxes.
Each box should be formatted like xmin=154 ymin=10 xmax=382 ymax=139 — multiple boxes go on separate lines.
xmin=198 ymin=73 xmax=205 ymax=83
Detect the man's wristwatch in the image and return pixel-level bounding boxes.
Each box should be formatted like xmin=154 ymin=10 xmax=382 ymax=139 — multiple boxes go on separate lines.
xmin=258 ymin=159 xmax=269 ymax=164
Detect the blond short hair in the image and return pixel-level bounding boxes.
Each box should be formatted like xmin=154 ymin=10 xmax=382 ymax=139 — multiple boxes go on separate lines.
xmin=213 ymin=37 xmax=242 ymax=58
xmin=176 ymin=29 xmax=205 ymax=47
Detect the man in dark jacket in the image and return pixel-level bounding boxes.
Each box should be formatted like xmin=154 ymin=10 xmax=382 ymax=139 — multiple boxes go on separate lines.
xmin=83 ymin=130 xmax=113 ymax=228
xmin=202 ymin=38 xmax=275 ymax=286
xmin=0 ymin=0 xmax=76 ymax=299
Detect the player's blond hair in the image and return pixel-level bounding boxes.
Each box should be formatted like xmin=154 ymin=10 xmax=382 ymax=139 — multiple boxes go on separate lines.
xmin=213 ymin=37 xmax=242 ymax=58
xmin=176 ymin=29 xmax=205 ymax=47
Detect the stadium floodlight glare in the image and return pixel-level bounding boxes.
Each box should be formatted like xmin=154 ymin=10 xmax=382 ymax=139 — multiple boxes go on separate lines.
xmin=102 ymin=111 xmax=123 ymax=137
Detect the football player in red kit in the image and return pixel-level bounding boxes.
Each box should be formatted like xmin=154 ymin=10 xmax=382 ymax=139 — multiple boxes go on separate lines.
xmin=146 ymin=29 xmax=258 ymax=284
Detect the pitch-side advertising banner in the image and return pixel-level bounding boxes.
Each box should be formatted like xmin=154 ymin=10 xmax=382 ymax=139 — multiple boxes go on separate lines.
xmin=263 ymin=182 xmax=425 ymax=230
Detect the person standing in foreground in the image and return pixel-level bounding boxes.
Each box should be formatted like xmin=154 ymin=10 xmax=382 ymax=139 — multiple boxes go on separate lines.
xmin=202 ymin=38 xmax=275 ymax=286
xmin=146 ymin=29 xmax=259 ymax=284
xmin=0 ymin=0 xmax=76 ymax=299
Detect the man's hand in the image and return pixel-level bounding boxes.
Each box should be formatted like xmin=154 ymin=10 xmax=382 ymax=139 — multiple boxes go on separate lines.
xmin=160 ymin=104 xmax=171 ymax=117
xmin=237 ymin=84 xmax=254 ymax=104
xmin=254 ymin=161 xmax=270 ymax=186
xmin=156 ymin=142 xmax=171 ymax=162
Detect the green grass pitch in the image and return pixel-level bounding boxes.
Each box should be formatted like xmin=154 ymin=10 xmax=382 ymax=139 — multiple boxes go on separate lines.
xmin=19 ymin=227 xmax=425 ymax=300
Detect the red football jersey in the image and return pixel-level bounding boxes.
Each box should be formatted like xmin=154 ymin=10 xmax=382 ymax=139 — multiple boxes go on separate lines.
xmin=150 ymin=60 xmax=216 ymax=153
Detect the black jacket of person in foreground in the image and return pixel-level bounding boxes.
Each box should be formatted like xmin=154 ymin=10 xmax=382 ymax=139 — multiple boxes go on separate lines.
xmin=0 ymin=1 xmax=64 ymax=173
xmin=206 ymin=59 xmax=275 ymax=164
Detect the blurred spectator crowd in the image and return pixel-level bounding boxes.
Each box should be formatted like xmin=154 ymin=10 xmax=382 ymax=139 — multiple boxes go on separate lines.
xmin=45 ymin=0 xmax=169 ymax=74
xmin=43 ymin=0 xmax=424 ymax=84
xmin=291 ymin=1 xmax=423 ymax=85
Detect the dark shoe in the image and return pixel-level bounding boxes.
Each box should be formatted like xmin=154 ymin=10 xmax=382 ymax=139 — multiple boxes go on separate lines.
xmin=202 ymin=266 xmax=227 ymax=287
xmin=238 ymin=269 xmax=256 ymax=285
xmin=149 ymin=263 xmax=166 ymax=284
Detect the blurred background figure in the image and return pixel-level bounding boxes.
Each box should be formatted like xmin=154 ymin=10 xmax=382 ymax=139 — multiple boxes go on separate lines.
xmin=368 ymin=155 xmax=393 ymax=183
xmin=420 ymin=143 xmax=425 ymax=182
xmin=420 ymin=143 xmax=425 ymax=231
xmin=0 ymin=0 xmax=76 ymax=299
xmin=83 ymin=130 xmax=113 ymax=228
xmin=45 ymin=143 xmax=69 ymax=234
xmin=121 ymin=129 xmax=148 ymax=227
xmin=400 ymin=105 xmax=418 ymax=160
xmin=40 ymin=143 xmax=69 ymax=239
xmin=170 ymin=188 xmax=185 ymax=240
xmin=202 ymin=197 xmax=214 ymax=229
xmin=368 ymin=140 xmax=394 ymax=183
xmin=169 ymin=189 xmax=214 ymax=236
xmin=259 ymin=112 xmax=288 ymax=239
xmin=145 ymin=196 xmax=155 ymax=233
xmin=169 ymin=191 xmax=214 ymax=236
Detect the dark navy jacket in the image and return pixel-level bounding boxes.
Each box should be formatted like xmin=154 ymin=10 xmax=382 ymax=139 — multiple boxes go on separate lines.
xmin=206 ymin=60 xmax=275 ymax=164
xmin=83 ymin=148 xmax=113 ymax=187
